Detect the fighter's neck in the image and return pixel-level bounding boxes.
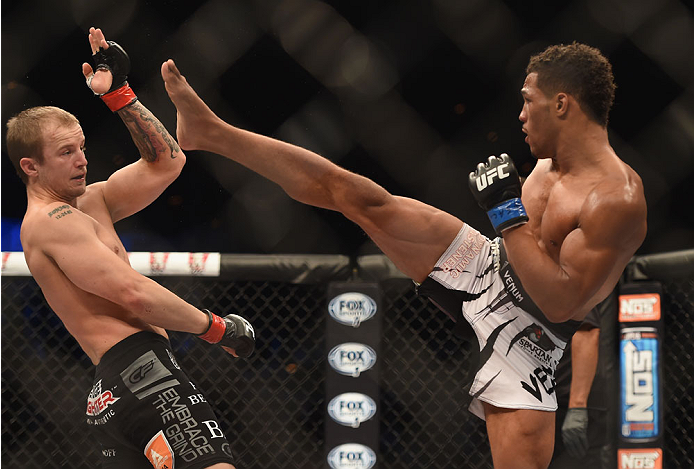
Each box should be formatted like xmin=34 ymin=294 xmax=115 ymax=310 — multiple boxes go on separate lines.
xmin=550 ymin=124 xmax=612 ymax=174
xmin=26 ymin=185 xmax=78 ymax=208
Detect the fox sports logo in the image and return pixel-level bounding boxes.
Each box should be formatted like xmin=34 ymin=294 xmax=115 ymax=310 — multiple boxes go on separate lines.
xmin=328 ymin=292 xmax=377 ymax=327
xmin=327 ymin=443 xmax=377 ymax=469
xmin=328 ymin=393 xmax=377 ymax=428
xmin=328 ymin=343 xmax=377 ymax=377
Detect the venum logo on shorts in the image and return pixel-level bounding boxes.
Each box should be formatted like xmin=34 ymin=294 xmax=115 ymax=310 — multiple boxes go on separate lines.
xmin=327 ymin=393 xmax=377 ymax=428
xmin=86 ymin=379 xmax=120 ymax=420
xmin=328 ymin=293 xmax=377 ymax=327
xmin=327 ymin=443 xmax=377 ymax=469
xmin=502 ymin=269 xmax=524 ymax=303
xmin=328 ymin=343 xmax=377 ymax=377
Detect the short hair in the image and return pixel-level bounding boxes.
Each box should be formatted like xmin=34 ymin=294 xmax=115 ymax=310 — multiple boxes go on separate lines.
xmin=526 ymin=42 xmax=616 ymax=127
xmin=6 ymin=106 xmax=80 ymax=184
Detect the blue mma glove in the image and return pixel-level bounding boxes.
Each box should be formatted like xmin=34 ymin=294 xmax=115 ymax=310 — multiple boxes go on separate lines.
xmin=468 ymin=153 xmax=528 ymax=235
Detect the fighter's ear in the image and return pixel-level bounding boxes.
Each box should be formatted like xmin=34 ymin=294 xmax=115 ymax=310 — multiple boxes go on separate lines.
xmin=555 ymin=93 xmax=569 ymax=117
xmin=20 ymin=157 xmax=39 ymax=178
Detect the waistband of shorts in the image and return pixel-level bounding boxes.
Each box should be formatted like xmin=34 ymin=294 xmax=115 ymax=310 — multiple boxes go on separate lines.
xmin=496 ymin=238 xmax=545 ymax=318
xmin=496 ymin=238 xmax=580 ymax=343
xmin=95 ymin=331 xmax=171 ymax=377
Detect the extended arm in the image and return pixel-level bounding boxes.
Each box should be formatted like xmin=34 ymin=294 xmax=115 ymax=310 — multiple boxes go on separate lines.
xmin=82 ymin=27 xmax=185 ymax=222
xmin=35 ymin=204 xmax=253 ymax=356
xmin=40 ymin=205 xmax=208 ymax=333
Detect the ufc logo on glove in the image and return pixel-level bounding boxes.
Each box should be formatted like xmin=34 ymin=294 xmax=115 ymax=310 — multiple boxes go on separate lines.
xmin=474 ymin=163 xmax=511 ymax=191
xmin=468 ymin=153 xmax=528 ymax=235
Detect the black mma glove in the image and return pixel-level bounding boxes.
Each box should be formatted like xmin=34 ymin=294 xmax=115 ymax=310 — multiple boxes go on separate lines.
xmin=468 ymin=153 xmax=528 ymax=235
xmin=561 ymin=407 xmax=589 ymax=459
xmin=198 ymin=309 xmax=256 ymax=358
xmin=88 ymin=41 xmax=138 ymax=112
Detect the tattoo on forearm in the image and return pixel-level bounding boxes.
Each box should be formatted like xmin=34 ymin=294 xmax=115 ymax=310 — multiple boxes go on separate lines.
xmin=47 ymin=205 xmax=73 ymax=219
xmin=117 ymin=101 xmax=181 ymax=162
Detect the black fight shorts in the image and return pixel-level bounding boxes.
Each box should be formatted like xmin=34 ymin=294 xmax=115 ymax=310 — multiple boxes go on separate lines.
xmin=86 ymin=331 xmax=235 ymax=468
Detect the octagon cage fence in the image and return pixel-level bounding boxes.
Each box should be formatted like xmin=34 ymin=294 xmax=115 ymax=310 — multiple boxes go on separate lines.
xmin=2 ymin=250 xmax=693 ymax=468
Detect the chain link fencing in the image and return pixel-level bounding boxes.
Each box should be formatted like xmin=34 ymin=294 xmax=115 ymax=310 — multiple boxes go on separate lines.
xmin=3 ymin=251 xmax=692 ymax=468
xmin=659 ymin=276 xmax=694 ymax=467
xmin=1 ymin=255 xmax=489 ymax=468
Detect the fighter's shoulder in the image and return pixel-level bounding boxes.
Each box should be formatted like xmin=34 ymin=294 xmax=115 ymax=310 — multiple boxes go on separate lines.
xmin=589 ymin=160 xmax=645 ymax=212
xmin=22 ymin=202 xmax=92 ymax=246
xmin=581 ymin=165 xmax=647 ymax=244
xmin=78 ymin=182 xmax=108 ymax=209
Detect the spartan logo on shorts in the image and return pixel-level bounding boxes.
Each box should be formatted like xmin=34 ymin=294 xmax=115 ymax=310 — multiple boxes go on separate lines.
xmin=506 ymin=323 xmax=557 ymax=367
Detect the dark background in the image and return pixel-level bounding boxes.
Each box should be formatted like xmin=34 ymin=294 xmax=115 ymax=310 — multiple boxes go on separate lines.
xmin=3 ymin=0 xmax=693 ymax=256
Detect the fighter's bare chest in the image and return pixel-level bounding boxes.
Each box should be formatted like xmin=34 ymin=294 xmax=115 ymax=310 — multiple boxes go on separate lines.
xmin=77 ymin=190 xmax=128 ymax=261
xmin=93 ymin=220 xmax=127 ymax=260
xmin=521 ymin=174 xmax=587 ymax=257
xmin=79 ymin=207 xmax=128 ymax=261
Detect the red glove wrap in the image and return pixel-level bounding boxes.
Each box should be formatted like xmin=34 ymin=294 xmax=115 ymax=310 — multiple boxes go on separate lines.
xmin=100 ymin=83 xmax=138 ymax=112
xmin=198 ymin=311 xmax=226 ymax=344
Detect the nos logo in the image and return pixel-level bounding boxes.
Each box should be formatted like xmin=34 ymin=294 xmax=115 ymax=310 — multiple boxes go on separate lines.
xmin=328 ymin=293 xmax=377 ymax=327
xmin=618 ymin=449 xmax=662 ymax=469
xmin=328 ymin=343 xmax=377 ymax=377
xmin=327 ymin=392 xmax=377 ymax=428
xmin=327 ymin=443 xmax=377 ymax=469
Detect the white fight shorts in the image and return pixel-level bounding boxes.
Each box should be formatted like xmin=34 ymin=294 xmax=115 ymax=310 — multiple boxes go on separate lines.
xmin=419 ymin=224 xmax=580 ymax=420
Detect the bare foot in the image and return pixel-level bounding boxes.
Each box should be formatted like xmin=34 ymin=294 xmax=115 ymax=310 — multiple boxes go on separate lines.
xmin=161 ymin=59 xmax=220 ymax=151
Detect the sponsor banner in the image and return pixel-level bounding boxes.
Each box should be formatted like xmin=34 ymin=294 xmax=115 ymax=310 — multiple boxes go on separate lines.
xmin=327 ymin=343 xmax=377 ymax=377
xmin=328 ymin=292 xmax=377 ymax=327
xmin=325 ymin=283 xmax=381 ymax=464
xmin=618 ymin=448 xmax=663 ymax=469
xmin=1 ymin=252 xmax=30 ymax=276
xmin=129 ymin=252 xmax=220 ymax=276
xmin=620 ymin=327 xmax=659 ymax=441
xmin=328 ymin=392 xmax=377 ymax=428
xmin=327 ymin=443 xmax=377 ymax=469
xmin=1 ymin=252 xmax=220 ymax=277
xmin=619 ymin=293 xmax=661 ymax=322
